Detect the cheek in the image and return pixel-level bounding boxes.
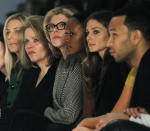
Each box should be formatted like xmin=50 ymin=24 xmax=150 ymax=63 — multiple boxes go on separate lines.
xmin=39 ymin=46 xmax=47 ymax=55
xmin=25 ymin=46 xmax=28 ymax=52
xmin=0 ymin=51 xmax=4 ymax=57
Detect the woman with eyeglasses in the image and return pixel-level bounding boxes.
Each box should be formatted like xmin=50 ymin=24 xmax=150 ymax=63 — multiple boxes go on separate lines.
xmin=43 ymin=6 xmax=83 ymax=131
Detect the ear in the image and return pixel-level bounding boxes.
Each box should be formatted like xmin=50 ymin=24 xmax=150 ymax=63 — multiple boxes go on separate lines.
xmin=130 ymin=30 xmax=142 ymax=46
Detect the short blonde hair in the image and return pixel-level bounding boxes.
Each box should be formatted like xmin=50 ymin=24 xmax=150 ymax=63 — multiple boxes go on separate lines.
xmin=43 ymin=6 xmax=78 ymax=56
xmin=3 ymin=12 xmax=31 ymax=80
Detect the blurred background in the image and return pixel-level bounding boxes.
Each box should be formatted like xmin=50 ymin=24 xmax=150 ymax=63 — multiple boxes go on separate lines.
xmin=0 ymin=0 xmax=129 ymax=24
xmin=0 ymin=0 xmax=150 ymax=27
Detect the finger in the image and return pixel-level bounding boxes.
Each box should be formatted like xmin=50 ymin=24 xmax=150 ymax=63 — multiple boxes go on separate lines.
xmin=138 ymin=107 xmax=148 ymax=114
xmin=125 ymin=108 xmax=132 ymax=116
xmin=133 ymin=108 xmax=141 ymax=118
xmin=96 ymin=122 xmax=106 ymax=131
xmin=96 ymin=121 xmax=102 ymax=130
xmin=72 ymin=127 xmax=94 ymax=131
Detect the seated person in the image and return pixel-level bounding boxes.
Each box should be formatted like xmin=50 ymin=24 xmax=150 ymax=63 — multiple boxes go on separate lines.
xmin=73 ymin=4 xmax=150 ymax=131
xmin=9 ymin=15 xmax=59 ymax=131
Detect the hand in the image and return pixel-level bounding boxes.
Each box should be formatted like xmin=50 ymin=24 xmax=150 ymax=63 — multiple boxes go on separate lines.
xmin=124 ymin=107 xmax=148 ymax=118
xmin=72 ymin=126 xmax=95 ymax=131
xmin=96 ymin=113 xmax=129 ymax=131
xmin=77 ymin=117 xmax=100 ymax=129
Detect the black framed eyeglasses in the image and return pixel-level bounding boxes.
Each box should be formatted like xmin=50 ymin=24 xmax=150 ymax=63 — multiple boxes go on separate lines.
xmin=46 ymin=22 xmax=66 ymax=32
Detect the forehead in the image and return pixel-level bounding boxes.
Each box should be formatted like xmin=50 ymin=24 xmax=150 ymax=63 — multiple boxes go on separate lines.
xmin=50 ymin=14 xmax=68 ymax=24
xmin=6 ymin=19 xmax=23 ymax=28
xmin=109 ymin=16 xmax=126 ymax=32
xmin=86 ymin=19 xmax=106 ymax=30
xmin=25 ymin=27 xmax=38 ymax=39
xmin=66 ymin=18 xmax=80 ymax=29
xmin=25 ymin=28 xmax=34 ymax=34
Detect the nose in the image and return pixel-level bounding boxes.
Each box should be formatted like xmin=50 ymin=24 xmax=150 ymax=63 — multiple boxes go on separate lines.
xmin=53 ymin=27 xmax=59 ymax=32
xmin=86 ymin=33 xmax=93 ymax=43
xmin=7 ymin=32 xmax=14 ymax=40
xmin=25 ymin=41 xmax=34 ymax=50
xmin=64 ymin=32 xmax=70 ymax=43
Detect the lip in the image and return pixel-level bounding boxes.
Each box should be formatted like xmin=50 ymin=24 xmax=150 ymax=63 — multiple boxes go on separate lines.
xmin=109 ymin=50 xmax=116 ymax=56
xmin=53 ymin=36 xmax=61 ymax=39
xmin=9 ymin=43 xmax=16 ymax=46
xmin=28 ymin=51 xmax=35 ymax=55
xmin=88 ymin=43 xmax=96 ymax=47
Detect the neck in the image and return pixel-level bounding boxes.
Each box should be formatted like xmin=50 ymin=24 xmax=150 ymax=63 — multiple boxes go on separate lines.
xmin=98 ymin=48 xmax=107 ymax=60
xmin=60 ymin=47 xmax=67 ymax=59
xmin=127 ymin=43 xmax=150 ymax=68
xmin=79 ymin=52 xmax=86 ymax=60
xmin=37 ymin=58 xmax=50 ymax=75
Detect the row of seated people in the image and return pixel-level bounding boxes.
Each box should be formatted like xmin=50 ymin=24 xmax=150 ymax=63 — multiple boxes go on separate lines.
xmin=0 ymin=3 xmax=150 ymax=131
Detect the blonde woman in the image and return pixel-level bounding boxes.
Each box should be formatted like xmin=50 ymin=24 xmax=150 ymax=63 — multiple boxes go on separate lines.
xmin=43 ymin=6 xmax=83 ymax=131
xmin=0 ymin=12 xmax=30 ymax=131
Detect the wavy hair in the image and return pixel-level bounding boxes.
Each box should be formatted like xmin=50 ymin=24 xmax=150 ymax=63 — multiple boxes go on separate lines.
xmin=43 ymin=6 xmax=78 ymax=57
xmin=82 ymin=10 xmax=113 ymax=96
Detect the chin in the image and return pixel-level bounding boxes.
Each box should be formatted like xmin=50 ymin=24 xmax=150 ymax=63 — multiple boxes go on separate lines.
xmin=53 ymin=43 xmax=63 ymax=48
xmin=89 ymin=50 xmax=96 ymax=53
xmin=114 ymin=57 xmax=123 ymax=63
xmin=10 ymin=50 xmax=19 ymax=54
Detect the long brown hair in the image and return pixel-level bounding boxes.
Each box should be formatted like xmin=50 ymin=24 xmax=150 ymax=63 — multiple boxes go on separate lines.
xmin=83 ymin=10 xmax=113 ymax=96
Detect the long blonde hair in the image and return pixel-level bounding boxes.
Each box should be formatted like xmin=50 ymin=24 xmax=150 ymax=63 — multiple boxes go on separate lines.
xmin=3 ymin=12 xmax=31 ymax=80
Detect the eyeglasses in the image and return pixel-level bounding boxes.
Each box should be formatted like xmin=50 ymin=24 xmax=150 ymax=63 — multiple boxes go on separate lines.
xmin=45 ymin=22 xmax=66 ymax=32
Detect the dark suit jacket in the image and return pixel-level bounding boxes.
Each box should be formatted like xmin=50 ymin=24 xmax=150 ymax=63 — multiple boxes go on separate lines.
xmin=130 ymin=49 xmax=150 ymax=112
xmin=13 ymin=60 xmax=59 ymax=114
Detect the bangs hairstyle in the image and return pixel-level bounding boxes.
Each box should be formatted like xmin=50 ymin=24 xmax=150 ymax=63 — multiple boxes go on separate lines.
xmin=20 ymin=15 xmax=57 ymax=67
xmin=3 ymin=12 xmax=31 ymax=80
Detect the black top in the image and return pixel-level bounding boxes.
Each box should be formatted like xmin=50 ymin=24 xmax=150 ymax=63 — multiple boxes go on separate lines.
xmin=94 ymin=61 xmax=129 ymax=116
xmin=0 ymin=72 xmax=8 ymax=115
xmin=13 ymin=60 xmax=59 ymax=114
xmin=130 ymin=49 xmax=150 ymax=112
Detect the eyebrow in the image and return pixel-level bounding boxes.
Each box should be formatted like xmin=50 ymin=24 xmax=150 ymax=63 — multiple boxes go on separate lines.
xmin=92 ymin=27 xmax=103 ymax=30
xmin=6 ymin=27 xmax=22 ymax=30
xmin=109 ymin=28 xmax=117 ymax=31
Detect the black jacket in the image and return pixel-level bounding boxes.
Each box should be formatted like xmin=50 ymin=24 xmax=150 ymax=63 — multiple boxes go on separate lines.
xmin=130 ymin=49 xmax=150 ymax=112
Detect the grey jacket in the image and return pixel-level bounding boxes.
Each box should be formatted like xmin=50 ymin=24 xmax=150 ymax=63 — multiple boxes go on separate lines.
xmin=44 ymin=55 xmax=83 ymax=124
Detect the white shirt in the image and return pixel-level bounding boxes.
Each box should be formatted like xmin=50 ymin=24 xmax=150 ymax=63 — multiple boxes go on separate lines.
xmin=130 ymin=113 xmax=150 ymax=128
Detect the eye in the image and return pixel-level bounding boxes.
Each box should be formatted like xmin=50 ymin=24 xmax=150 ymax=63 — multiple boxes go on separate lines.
xmin=112 ymin=33 xmax=118 ymax=37
xmin=65 ymin=31 xmax=74 ymax=36
xmin=6 ymin=31 xmax=10 ymax=36
xmin=65 ymin=31 xmax=69 ymax=35
xmin=58 ymin=22 xmax=66 ymax=29
xmin=93 ymin=30 xmax=100 ymax=34
xmin=15 ymin=29 xmax=20 ymax=32
xmin=24 ymin=39 xmax=29 ymax=45
xmin=33 ymin=38 xmax=39 ymax=43
xmin=70 ymin=32 xmax=74 ymax=36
